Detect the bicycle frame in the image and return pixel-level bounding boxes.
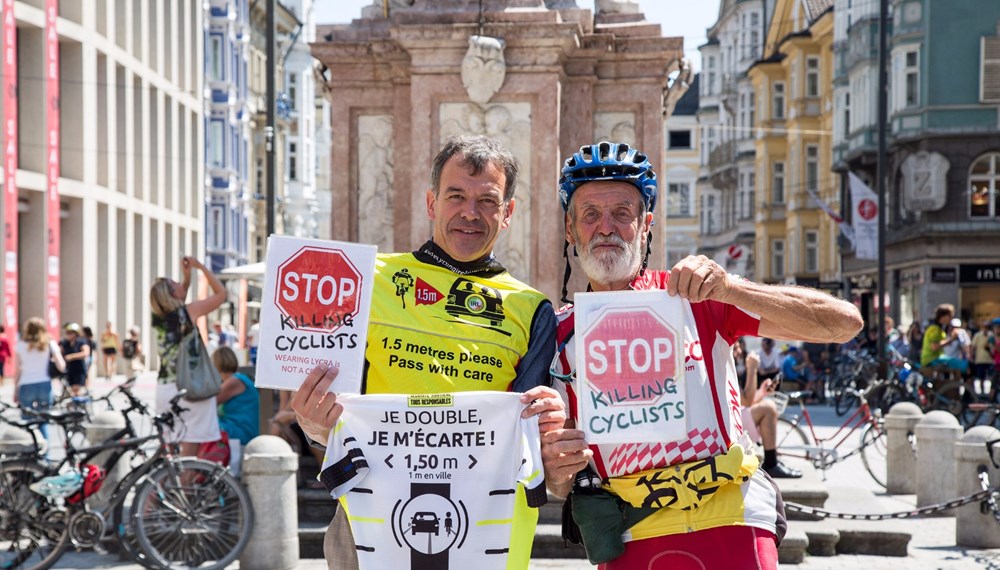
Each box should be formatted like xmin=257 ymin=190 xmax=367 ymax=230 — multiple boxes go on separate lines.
xmin=782 ymin=397 xmax=881 ymax=467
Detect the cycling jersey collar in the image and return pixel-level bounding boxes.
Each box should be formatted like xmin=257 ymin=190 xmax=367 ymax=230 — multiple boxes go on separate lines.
xmin=414 ymin=240 xmax=507 ymax=277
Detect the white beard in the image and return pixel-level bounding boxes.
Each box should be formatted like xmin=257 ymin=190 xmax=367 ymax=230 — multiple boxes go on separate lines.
xmin=577 ymin=232 xmax=643 ymax=286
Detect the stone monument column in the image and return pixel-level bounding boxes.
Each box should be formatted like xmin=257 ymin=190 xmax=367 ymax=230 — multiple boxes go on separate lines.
xmin=313 ymin=2 xmax=683 ymax=301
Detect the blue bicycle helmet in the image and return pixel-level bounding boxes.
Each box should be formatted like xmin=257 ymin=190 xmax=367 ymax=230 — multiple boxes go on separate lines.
xmin=558 ymin=141 xmax=658 ymax=212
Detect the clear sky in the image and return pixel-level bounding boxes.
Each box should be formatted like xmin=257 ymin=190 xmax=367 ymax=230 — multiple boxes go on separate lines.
xmin=312 ymin=1 xmax=721 ymax=71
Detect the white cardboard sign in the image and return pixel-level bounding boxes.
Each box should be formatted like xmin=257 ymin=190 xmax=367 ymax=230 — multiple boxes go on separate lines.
xmin=574 ymin=290 xmax=687 ymax=444
xmin=255 ymin=235 xmax=377 ymax=393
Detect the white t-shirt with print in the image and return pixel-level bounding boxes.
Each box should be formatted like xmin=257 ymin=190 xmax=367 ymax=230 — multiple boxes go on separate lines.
xmin=320 ymin=391 xmax=546 ymax=570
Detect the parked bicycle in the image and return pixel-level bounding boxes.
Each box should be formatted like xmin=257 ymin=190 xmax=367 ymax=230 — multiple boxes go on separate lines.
xmin=775 ymin=383 xmax=887 ymax=488
xmin=0 ymin=386 xmax=254 ymax=570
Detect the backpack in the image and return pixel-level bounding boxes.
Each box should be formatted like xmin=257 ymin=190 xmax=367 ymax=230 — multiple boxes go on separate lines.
xmin=122 ymin=339 xmax=137 ymax=360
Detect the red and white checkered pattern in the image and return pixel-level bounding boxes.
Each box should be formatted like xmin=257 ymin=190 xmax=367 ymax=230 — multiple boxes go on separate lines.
xmin=604 ymin=428 xmax=727 ymax=477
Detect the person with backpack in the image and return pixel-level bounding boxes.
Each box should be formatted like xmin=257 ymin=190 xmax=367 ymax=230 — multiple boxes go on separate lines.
xmin=121 ymin=326 xmax=143 ymax=380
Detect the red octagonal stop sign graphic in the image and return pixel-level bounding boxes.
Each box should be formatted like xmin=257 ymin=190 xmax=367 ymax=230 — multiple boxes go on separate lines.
xmin=580 ymin=306 xmax=680 ymax=403
xmin=275 ymin=246 xmax=362 ymax=333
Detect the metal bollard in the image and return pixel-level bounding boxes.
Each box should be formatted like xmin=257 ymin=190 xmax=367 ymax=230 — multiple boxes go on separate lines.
xmin=954 ymin=425 xmax=1000 ymax=548
xmin=885 ymin=402 xmax=923 ymax=494
xmin=240 ymin=435 xmax=299 ymax=570
xmin=84 ymin=411 xmax=128 ymax=507
xmin=914 ymin=411 xmax=963 ymax=515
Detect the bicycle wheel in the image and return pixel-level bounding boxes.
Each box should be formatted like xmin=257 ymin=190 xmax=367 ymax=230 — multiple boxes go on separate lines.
xmin=112 ymin=481 xmax=155 ymax=568
xmin=834 ymin=382 xmax=858 ymax=416
xmin=132 ymin=458 xmax=253 ymax=569
xmin=928 ymin=380 xmax=964 ymax=417
xmin=0 ymin=462 xmax=70 ymax=570
xmin=775 ymin=417 xmax=811 ymax=450
xmin=859 ymin=424 xmax=887 ymax=489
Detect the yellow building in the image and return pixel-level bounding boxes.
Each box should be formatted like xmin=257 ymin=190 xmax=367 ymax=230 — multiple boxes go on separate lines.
xmin=749 ymin=0 xmax=840 ymax=290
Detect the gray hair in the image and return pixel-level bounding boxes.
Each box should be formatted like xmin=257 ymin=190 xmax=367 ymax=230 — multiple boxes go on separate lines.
xmin=430 ymin=135 xmax=519 ymax=202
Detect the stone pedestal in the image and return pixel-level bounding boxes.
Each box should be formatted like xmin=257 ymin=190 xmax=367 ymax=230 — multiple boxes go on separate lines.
xmin=241 ymin=436 xmax=299 ymax=570
xmin=954 ymin=426 xmax=1000 ymax=548
xmin=914 ymin=411 xmax=963 ymax=514
xmin=885 ymin=402 xmax=923 ymax=494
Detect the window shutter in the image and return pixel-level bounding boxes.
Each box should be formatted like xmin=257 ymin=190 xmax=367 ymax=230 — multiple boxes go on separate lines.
xmin=982 ymin=37 xmax=1000 ymax=103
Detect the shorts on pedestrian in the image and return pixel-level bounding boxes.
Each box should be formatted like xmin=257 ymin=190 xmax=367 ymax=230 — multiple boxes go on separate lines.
xmin=600 ymin=525 xmax=778 ymax=570
xmin=65 ymin=373 xmax=87 ymax=387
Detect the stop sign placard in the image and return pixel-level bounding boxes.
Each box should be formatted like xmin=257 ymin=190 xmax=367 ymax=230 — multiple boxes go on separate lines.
xmin=275 ymin=246 xmax=363 ymax=333
xmin=257 ymin=236 xmax=376 ymax=393
xmin=574 ymin=290 xmax=687 ymax=445
xmin=580 ymin=306 xmax=680 ymax=402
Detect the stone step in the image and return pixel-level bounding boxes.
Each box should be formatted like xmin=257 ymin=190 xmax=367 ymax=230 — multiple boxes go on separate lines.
xmin=791 ymin=519 xmax=911 ymax=557
xmin=539 ymin=496 xmax=564 ymax=525
xmin=772 ymin=457 xmax=830 ymax=521
xmin=777 ymin=529 xmax=808 ymax=564
xmin=531 ymin=524 xmax=587 ymax=560
xmin=300 ymin=521 xmax=327 ymax=559
xmin=299 ymin=486 xmax=338 ymax=524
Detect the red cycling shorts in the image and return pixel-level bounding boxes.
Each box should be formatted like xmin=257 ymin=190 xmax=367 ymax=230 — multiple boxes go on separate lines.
xmin=598 ymin=525 xmax=779 ymax=570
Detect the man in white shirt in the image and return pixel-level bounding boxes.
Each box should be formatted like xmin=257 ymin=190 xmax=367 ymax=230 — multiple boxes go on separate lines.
xmin=757 ymin=338 xmax=782 ymax=381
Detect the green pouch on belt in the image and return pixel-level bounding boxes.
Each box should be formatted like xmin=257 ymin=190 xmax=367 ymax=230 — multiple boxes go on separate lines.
xmin=570 ymin=491 xmax=656 ymax=565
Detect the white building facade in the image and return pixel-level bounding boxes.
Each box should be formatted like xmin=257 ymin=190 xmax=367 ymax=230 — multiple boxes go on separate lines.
xmin=1 ymin=1 xmax=204 ymax=373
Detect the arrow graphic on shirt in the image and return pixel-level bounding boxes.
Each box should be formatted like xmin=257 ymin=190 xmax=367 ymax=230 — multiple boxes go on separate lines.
xmin=468 ymin=455 xmax=477 ymax=469
xmin=384 ymin=454 xmax=393 ymax=468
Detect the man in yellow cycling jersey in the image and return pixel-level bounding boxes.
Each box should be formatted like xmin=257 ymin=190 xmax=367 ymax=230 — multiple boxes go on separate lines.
xmin=543 ymin=141 xmax=863 ymax=569
xmin=292 ymin=135 xmax=566 ymax=569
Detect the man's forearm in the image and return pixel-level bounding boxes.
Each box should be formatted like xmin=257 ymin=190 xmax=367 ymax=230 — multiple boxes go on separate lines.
xmin=723 ymin=280 xmax=863 ymax=343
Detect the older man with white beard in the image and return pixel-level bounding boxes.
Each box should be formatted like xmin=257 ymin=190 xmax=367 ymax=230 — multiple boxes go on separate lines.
xmin=542 ymin=142 xmax=863 ymax=569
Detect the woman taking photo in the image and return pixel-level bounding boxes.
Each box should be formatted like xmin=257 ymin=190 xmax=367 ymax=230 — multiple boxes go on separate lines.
xmin=149 ymin=256 xmax=227 ymax=457
xmin=14 ymin=317 xmax=66 ymax=442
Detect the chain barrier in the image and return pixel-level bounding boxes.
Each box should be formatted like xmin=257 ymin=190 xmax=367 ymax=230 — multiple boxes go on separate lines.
xmin=786 ymin=487 xmax=998 ymax=521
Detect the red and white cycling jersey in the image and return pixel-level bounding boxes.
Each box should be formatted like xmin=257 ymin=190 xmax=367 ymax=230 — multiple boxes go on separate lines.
xmin=553 ymin=270 xmax=761 ymax=479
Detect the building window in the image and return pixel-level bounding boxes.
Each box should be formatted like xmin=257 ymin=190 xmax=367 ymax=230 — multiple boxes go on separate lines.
xmin=667 ymin=183 xmax=691 ymax=218
xmin=773 ymin=82 xmax=785 ymax=120
xmin=748 ymin=92 xmax=755 ymax=131
xmin=209 ymin=120 xmax=225 ymax=168
xmin=772 ymin=161 xmax=785 ymax=204
xmin=772 ymin=239 xmax=785 ymax=278
xmin=288 ymin=73 xmax=297 ymax=110
xmin=806 ymin=56 xmax=820 ymax=98
xmin=904 ymin=50 xmax=919 ymax=107
xmin=969 ymin=152 xmax=1000 ymax=218
xmin=210 ymin=205 xmax=225 ymax=249
xmin=805 ymin=230 xmax=819 ymax=273
xmin=668 ymin=130 xmax=692 ymax=149
xmin=289 ymin=142 xmax=298 ymax=181
xmin=844 ymin=92 xmax=851 ymax=135
xmin=666 ymin=249 xmax=687 ymax=268
xmin=806 ymin=145 xmax=819 ymax=193
xmin=209 ymin=34 xmax=224 ymax=81
xmin=706 ymin=56 xmax=716 ymax=96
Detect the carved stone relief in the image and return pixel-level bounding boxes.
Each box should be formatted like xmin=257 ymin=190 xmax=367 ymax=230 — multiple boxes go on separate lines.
xmin=357 ymin=114 xmax=395 ymax=250
xmin=901 ymin=151 xmax=949 ymax=212
xmin=461 ymin=36 xmax=507 ymax=104
xmin=440 ymin=102 xmax=532 ymax=281
xmin=593 ymin=112 xmax=636 ymax=146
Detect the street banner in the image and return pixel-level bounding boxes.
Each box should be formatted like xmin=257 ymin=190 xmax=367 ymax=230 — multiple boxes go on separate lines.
xmin=320 ymin=391 xmax=544 ymax=569
xmin=45 ymin=0 xmax=60 ymax=335
xmin=2 ymin=0 xmax=19 ymax=370
xmin=574 ymin=290 xmax=686 ymax=445
xmin=849 ymin=172 xmax=879 ymax=260
xmin=255 ymin=235 xmax=377 ymax=393
xmin=806 ymin=186 xmax=855 ymax=246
